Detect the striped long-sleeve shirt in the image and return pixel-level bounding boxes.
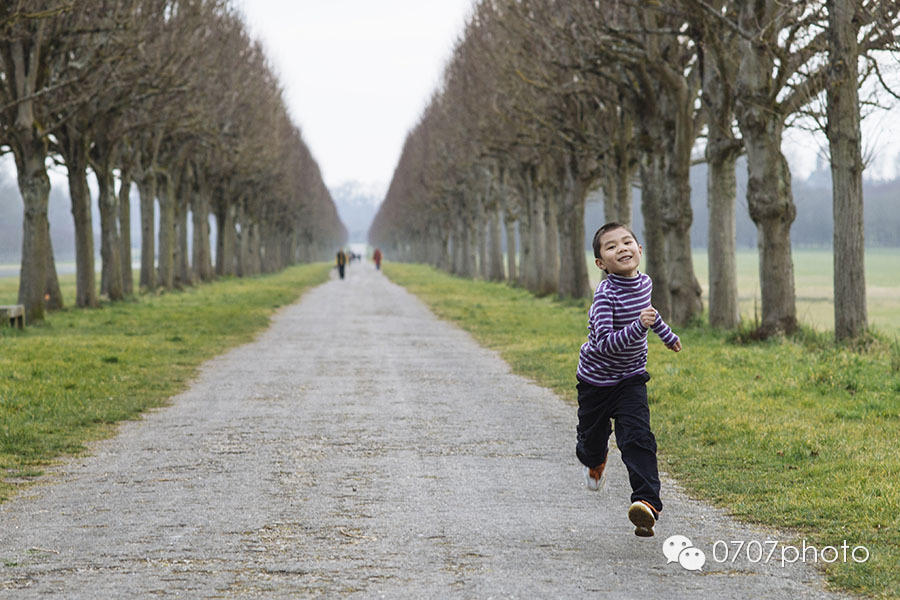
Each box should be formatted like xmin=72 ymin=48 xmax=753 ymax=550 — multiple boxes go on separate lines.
xmin=576 ymin=272 xmax=679 ymax=387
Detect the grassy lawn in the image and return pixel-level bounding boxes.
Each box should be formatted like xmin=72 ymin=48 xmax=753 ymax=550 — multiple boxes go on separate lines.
xmin=0 ymin=263 xmax=331 ymax=502
xmin=385 ymin=261 xmax=900 ymax=600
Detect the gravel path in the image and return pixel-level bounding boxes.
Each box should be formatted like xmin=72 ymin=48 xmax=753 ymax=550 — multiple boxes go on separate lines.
xmin=1 ymin=261 xmax=851 ymax=598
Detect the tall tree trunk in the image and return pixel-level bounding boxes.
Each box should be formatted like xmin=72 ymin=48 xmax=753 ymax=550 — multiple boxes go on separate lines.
xmin=174 ymin=199 xmax=191 ymax=287
xmin=10 ymin=34 xmax=61 ymax=320
xmin=437 ymin=224 xmax=451 ymax=271
xmin=118 ymin=168 xmax=133 ymax=296
xmin=236 ymin=201 xmax=249 ymax=277
xmin=426 ymin=224 xmax=438 ymax=267
xmin=488 ymin=203 xmax=505 ymax=281
xmin=192 ymin=176 xmax=214 ymax=282
xmin=827 ymin=0 xmax=866 ymax=341
xmin=451 ymin=218 xmax=463 ymax=275
xmin=136 ymin=133 xmax=162 ymax=291
xmin=15 ymin=141 xmax=54 ymax=322
xmin=707 ymin=149 xmax=740 ymax=328
xmin=225 ymin=203 xmax=238 ymax=276
xmin=245 ymin=221 xmax=256 ymax=276
xmin=249 ymin=222 xmax=262 ymax=275
xmin=527 ymin=183 xmax=546 ymax=293
xmin=615 ymin=170 xmax=634 ymax=229
xmin=504 ymin=214 xmax=517 ymax=283
xmin=95 ymin=160 xmax=124 ymax=301
xmin=524 ymin=189 xmax=540 ymax=292
xmin=735 ymin=1 xmax=798 ymax=336
xmin=639 ymin=152 xmax=672 ymax=320
xmin=215 ymin=198 xmax=236 ymax=277
xmin=662 ymin=188 xmax=702 ymax=325
xmin=739 ymin=132 xmax=798 ymax=336
xmin=476 ymin=198 xmax=487 ymax=279
xmin=702 ymin=29 xmax=741 ymax=330
xmin=661 ymin=88 xmax=703 ymax=325
xmin=288 ymin=232 xmax=299 ymax=268
xmin=63 ymin=134 xmax=98 ymax=308
xmin=602 ymin=160 xmax=617 ymax=223
xmin=265 ymin=226 xmax=280 ymax=273
xmin=556 ymin=157 xmax=591 ymax=299
xmin=460 ymin=209 xmax=476 ymax=278
xmin=532 ymin=188 xmax=552 ymax=295
xmin=138 ymin=176 xmax=157 ymax=291
xmin=173 ymin=164 xmax=191 ymax=287
xmin=157 ymin=173 xmax=176 ymax=289
xmin=542 ymin=190 xmax=560 ymax=295
xmin=515 ymin=181 xmax=534 ymax=288
xmin=615 ymin=109 xmax=636 ymax=227
xmin=274 ymin=227 xmax=286 ymax=272
xmin=44 ymin=238 xmax=63 ymax=310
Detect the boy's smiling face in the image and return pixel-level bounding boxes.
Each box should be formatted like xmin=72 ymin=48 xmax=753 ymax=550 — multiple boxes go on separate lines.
xmin=596 ymin=227 xmax=642 ymax=277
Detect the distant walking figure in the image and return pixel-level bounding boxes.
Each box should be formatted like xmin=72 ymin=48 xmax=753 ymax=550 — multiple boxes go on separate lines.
xmin=373 ymin=248 xmax=383 ymax=270
xmin=576 ymin=222 xmax=682 ymax=538
xmin=336 ymin=249 xmax=347 ymax=280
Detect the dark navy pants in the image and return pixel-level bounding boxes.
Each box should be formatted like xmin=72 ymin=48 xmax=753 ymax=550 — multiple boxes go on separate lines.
xmin=575 ymin=372 xmax=662 ymax=514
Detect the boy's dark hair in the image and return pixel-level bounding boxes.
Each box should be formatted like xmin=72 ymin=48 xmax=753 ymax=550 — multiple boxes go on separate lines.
xmin=592 ymin=222 xmax=639 ymax=259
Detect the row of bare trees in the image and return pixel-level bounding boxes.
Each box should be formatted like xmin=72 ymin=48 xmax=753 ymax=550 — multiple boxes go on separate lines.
xmin=369 ymin=0 xmax=899 ymax=340
xmin=1 ymin=0 xmax=346 ymax=323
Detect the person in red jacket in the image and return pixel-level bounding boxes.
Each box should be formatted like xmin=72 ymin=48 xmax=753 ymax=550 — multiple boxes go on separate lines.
xmin=373 ymin=248 xmax=383 ymax=270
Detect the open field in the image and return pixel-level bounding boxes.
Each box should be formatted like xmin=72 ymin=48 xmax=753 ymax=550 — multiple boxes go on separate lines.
xmin=0 ymin=265 xmax=121 ymax=306
xmin=588 ymin=248 xmax=900 ymax=338
xmin=0 ymin=263 xmax=331 ymax=502
xmin=385 ymin=262 xmax=900 ymax=599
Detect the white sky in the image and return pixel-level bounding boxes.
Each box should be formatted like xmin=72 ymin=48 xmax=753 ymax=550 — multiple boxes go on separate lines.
xmin=237 ymin=2 xmax=900 ymax=193
xmin=782 ymin=67 xmax=900 ymax=181
xmin=236 ymin=0 xmax=475 ymax=194
xmin=4 ymin=1 xmax=897 ymax=192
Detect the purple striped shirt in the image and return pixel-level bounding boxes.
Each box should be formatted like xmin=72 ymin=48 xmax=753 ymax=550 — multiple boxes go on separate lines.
xmin=577 ymin=272 xmax=679 ymax=387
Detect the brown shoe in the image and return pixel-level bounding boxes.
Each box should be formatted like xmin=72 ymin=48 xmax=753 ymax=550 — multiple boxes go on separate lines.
xmin=628 ymin=500 xmax=659 ymax=537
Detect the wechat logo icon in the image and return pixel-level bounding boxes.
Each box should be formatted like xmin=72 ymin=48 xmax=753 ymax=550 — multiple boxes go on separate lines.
xmin=663 ymin=535 xmax=706 ymax=571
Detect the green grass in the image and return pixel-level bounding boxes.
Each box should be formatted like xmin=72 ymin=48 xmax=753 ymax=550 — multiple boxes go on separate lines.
xmin=385 ymin=261 xmax=900 ymax=600
xmin=0 ymin=263 xmax=331 ymax=501
xmin=588 ymin=248 xmax=900 ymax=337
xmin=0 ymin=263 xmax=115 ymax=307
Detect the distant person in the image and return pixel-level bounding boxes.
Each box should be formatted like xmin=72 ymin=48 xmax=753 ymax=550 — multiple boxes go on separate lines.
xmin=576 ymin=222 xmax=682 ymax=538
xmin=373 ymin=248 xmax=382 ymax=270
xmin=336 ymin=249 xmax=347 ymax=280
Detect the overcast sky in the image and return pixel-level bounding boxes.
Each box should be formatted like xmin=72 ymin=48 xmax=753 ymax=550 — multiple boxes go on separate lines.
xmin=236 ymin=0 xmax=474 ymax=194
xmin=6 ymin=1 xmax=895 ymax=194
xmin=236 ymin=2 xmax=900 ymax=195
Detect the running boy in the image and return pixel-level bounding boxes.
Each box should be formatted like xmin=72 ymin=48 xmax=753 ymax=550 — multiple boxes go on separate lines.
xmin=576 ymin=222 xmax=681 ymax=537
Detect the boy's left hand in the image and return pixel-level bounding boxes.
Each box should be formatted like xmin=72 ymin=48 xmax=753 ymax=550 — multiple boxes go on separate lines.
xmin=668 ymin=340 xmax=682 ymax=352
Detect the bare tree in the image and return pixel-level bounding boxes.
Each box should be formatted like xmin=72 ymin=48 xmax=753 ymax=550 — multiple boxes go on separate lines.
xmin=610 ymin=3 xmax=705 ymax=324
xmin=717 ymin=1 xmax=834 ymax=336
xmin=827 ymin=0 xmax=866 ymax=341
xmin=823 ymin=1 xmax=900 ymax=340
xmin=0 ymin=1 xmax=71 ymax=321
xmin=2 ymin=0 xmax=343 ymax=316
xmin=688 ymin=0 xmax=743 ymax=329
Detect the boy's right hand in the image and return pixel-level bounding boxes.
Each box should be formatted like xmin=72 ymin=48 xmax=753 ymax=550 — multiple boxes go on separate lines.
xmin=639 ymin=306 xmax=658 ymax=328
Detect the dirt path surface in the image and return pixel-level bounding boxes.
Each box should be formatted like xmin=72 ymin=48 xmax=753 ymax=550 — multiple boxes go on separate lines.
xmin=1 ymin=262 xmax=850 ymax=598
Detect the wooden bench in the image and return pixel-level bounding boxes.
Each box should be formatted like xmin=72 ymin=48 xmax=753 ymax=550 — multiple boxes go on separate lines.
xmin=0 ymin=304 xmax=25 ymax=329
